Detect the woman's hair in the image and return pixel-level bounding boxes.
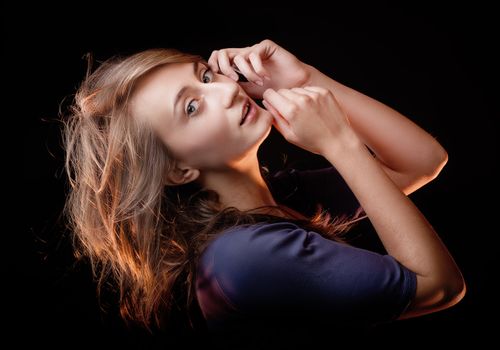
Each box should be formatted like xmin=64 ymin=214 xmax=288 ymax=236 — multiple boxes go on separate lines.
xmin=61 ymin=48 xmax=365 ymax=332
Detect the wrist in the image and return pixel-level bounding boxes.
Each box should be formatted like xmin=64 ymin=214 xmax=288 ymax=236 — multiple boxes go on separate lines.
xmin=320 ymin=134 xmax=367 ymax=167
xmin=302 ymin=64 xmax=328 ymax=88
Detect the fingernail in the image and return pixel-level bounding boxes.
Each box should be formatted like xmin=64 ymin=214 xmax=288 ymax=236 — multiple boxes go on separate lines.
xmin=231 ymin=74 xmax=239 ymax=81
xmin=255 ymin=80 xmax=264 ymax=86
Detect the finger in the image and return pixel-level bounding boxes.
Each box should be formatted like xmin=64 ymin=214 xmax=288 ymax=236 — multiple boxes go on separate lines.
xmin=277 ymin=88 xmax=307 ymax=103
xmin=302 ymin=86 xmax=331 ymax=96
xmin=253 ymin=39 xmax=275 ymax=63
xmin=248 ymin=52 xmax=271 ymax=80
xmin=237 ymin=81 xmax=265 ymax=99
xmin=233 ymin=55 xmax=264 ymax=86
xmin=218 ymin=50 xmax=239 ymax=81
xmin=303 ymin=86 xmax=340 ymax=104
xmin=207 ymin=50 xmax=220 ymax=73
xmin=262 ymin=100 xmax=291 ymax=136
xmin=262 ymin=88 xmax=294 ymax=120
xmin=261 ymin=99 xmax=283 ymax=121
xmin=290 ymin=87 xmax=317 ymax=98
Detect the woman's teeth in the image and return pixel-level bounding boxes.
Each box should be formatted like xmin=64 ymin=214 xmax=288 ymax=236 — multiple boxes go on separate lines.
xmin=241 ymin=103 xmax=250 ymax=125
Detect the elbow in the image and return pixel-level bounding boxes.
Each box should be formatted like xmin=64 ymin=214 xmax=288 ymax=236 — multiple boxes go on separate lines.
xmin=425 ymin=148 xmax=449 ymax=181
xmin=437 ymin=274 xmax=467 ymax=311
xmin=446 ymin=274 xmax=467 ymax=307
xmin=400 ymin=271 xmax=465 ymax=319
xmin=396 ymin=149 xmax=448 ymax=195
xmin=435 ymin=149 xmax=448 ymax=176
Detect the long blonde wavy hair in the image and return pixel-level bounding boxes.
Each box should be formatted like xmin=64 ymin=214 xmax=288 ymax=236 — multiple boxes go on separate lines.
xmin=61 ymin=48 xmax=364 ymax=332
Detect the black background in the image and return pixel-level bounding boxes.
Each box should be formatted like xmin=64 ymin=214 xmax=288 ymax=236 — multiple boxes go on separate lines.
xmin=10 ymin=1 xmax=498 ymax=348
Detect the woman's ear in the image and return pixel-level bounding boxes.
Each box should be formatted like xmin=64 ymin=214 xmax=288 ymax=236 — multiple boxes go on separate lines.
xmin=165 ymin=164 xmax=200 ymax=186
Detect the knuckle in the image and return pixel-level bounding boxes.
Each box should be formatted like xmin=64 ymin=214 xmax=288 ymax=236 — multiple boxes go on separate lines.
xmin=255 ymin=68 xmax=266 ymax=75
xmin=296 ymin=95 xmax=309 ymax=105
xmin=318 ymin=88 xmax=330 ymax=96
xmin=257 ymin=70 xmax=267 ymax=77
xmin=311 ymin=92 xmax=321 ymax=100
xmin=286 ymin=104 xmax=298 ymax=116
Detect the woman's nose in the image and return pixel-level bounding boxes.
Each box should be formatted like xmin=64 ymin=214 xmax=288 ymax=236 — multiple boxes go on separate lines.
xmin=214 ymin=80 xmax=239 ymax=109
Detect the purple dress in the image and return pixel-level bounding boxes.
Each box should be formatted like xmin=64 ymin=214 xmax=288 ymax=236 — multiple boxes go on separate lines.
xmin=195 ymin=166 xmax=416 ymax=341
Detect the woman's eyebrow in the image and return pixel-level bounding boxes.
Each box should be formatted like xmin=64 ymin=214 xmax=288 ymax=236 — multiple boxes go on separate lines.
xmin=173 ymin=61 xmax=200 ymax=117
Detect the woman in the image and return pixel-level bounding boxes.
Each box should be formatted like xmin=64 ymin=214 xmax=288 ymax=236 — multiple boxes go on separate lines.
xmin=62 ymin=39 xmax=465 ymax=342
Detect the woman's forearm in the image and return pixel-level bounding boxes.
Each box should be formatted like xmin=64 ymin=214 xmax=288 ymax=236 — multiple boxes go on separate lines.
xmin=323 ymin=138 xmax=464 ymax=307
xmin=304 ymin=64 xmax=448 ymax=177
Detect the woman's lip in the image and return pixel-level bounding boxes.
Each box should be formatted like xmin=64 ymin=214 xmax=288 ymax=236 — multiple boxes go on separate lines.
xmin=241 ymin=101 xmax=256 ymax=126
xmin=240 ymin=98 xmax=250 ymax=124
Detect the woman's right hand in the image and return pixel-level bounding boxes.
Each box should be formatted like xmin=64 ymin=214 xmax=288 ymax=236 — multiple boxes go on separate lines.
xmin=207 ymin=39 xmax=311 ymax=99
xmin=262 ymin=86 xmax=360 ymax=156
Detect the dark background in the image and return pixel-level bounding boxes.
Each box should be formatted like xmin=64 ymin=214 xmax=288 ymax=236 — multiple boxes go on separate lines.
xmin=10 ymin=1 xmax=498 ymax=348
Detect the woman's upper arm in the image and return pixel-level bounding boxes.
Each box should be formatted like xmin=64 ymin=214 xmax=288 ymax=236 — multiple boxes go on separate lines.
xmin=211 ymin=223 xmax=417 ymax=326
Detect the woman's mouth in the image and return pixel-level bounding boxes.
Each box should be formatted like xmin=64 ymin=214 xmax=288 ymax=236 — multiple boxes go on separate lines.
xmin=240 ymin=100 xmax=256 ymax=126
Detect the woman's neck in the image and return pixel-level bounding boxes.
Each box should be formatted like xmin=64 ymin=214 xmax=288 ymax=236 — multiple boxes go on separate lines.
xmin=202 ymin=163 xmax=281 ymax=214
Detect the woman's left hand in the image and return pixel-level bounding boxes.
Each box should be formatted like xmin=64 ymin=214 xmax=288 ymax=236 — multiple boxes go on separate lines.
xmin=207 ymin=39 xmax=312 ymax=99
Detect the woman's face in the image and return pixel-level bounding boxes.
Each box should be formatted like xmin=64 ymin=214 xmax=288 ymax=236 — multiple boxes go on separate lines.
xmin=132 ymin=61 xmax=273 ymax=171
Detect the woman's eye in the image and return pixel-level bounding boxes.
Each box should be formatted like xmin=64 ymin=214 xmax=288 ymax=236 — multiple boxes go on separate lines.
xmin=186 ymin=100 xmax=198 ymax=116
xmin=202 ymin=68 xmax=213 ymax=83
xmin=186 ymin=67 xmax=213 ymax=116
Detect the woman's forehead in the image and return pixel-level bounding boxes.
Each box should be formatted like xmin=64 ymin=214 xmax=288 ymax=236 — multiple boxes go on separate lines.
xmin=131 ymin=62 xmax=194 ymax=126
